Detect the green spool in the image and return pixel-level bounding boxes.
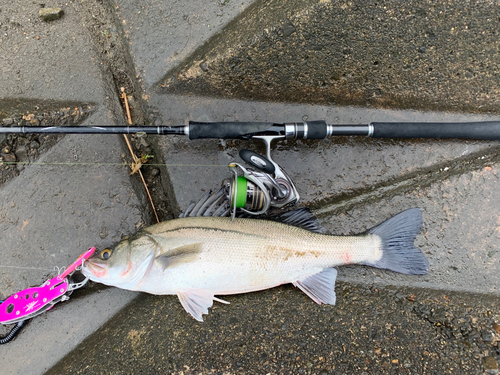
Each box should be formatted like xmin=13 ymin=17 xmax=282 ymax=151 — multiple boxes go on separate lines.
xmin=232 ymin=176 xmax=248 ymax=208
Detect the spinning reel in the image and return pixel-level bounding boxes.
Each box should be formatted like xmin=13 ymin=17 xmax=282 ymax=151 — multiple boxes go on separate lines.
xmin=181 ymin=135 xmax=300 ymax=219
xmin=227 ymin=152 xmax=298 ymax=219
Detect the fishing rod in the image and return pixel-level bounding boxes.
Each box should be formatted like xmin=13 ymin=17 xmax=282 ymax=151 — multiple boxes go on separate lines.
xmin=3 ymin=120 xmax=500 ymax=220
xmin=2 ymin=120 xmax=500 ymax=139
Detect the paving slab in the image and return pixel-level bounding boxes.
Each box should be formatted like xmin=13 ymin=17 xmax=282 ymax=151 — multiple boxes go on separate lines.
xmin=320 ymin=163 xmax=500 ymax=295
xmin=0 ymin=133 xmax=146 ymax=297
xmin=0 ymin=131 xmax=146 ymax=375
xmin=46 ymin=283 xmax=500 ymax=375
xmin=0 ymin=1 xmax=147 ymax=373
xmin=0 ymin=1 xmax=114 ymax=105
xmin=114 ymin=0 xmax=256 ymax=90
xmin=152 ymin=94 xmax=498 ymax=204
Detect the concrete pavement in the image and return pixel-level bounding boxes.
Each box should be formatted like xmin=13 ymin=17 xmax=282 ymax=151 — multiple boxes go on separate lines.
xmin=0 ymin=0 xmax=499 ymax=373
xmin=0 ymin=1 xmax=145 ymax=373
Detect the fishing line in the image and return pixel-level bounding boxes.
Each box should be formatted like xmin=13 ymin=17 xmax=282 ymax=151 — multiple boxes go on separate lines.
xmin=0 ymin=161 xmax=229 ymax=168
xmin=0 ymin=260 xmax=92 ymax=275
xmin=0 ymin=265 xmax=61 ymax=273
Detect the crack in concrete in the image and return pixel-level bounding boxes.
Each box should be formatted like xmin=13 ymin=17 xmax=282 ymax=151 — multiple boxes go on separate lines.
xmin=313 ymin=145 xmax=500 ymax=217
xmin=81 ymin=0 xmax=177 ymax=222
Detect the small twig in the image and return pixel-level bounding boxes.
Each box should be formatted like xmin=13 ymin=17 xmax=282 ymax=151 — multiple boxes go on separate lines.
xmin=121 ymin=87 xmax=133 ymax=124
xmin=121 ymin=89 xmax=160 ymax=223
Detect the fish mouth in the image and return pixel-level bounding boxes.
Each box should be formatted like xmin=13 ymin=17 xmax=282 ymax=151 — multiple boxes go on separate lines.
xmin=82 ymin=258 xmax=107 ymax=280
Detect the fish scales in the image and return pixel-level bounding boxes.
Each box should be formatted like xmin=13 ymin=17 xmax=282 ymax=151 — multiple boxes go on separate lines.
xmin=83 ymin=208 xmax=428 ymax=321
xmin=140 ymin=217 xmax=381 ymax=295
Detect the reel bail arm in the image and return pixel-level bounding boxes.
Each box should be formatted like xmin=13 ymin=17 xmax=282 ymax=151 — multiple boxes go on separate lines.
xmin=226 ymin=134 xmax=300 ymax=219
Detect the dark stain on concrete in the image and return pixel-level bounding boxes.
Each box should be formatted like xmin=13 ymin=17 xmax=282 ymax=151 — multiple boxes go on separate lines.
xmin=46 ymin=283 xmax=500 ymax=374
xmin=158 ymin=0 xmax=500 ymax=114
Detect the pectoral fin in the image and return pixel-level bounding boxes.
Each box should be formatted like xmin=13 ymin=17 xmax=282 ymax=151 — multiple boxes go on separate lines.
xmin=293 ymin=268 xmax=337 ymax=305
xmin=155 ymin=243 xmax=203 ymax=270
xmin=177 ymin=289 xmax=229 ymax=322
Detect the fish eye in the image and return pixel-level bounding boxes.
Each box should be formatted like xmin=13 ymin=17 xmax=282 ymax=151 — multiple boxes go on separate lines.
xmin=100 ymin=248 xmax=112 ymax=260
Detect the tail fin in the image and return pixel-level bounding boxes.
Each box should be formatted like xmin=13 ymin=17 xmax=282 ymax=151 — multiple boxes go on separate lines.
xmin=366 ymin=208 xmax=429 ymax=275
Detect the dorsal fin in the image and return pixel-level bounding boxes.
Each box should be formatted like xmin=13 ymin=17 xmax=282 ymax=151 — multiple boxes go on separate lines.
xmin=263 ymin=208 xmax=326 ymax=234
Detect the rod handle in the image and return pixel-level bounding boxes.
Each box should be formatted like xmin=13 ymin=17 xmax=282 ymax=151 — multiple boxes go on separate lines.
xmin=188 ymin=121 xmax=328 ymax=140
xmin=188 ymin=122 xmax=274 ymax=139
xmin=371 ymin=121 xmax=500 ymax=140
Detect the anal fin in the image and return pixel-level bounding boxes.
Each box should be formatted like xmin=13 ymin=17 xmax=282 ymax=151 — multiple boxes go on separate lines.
xmin=293 ymin=268 xmax=337 ymax=305
xmin=177 ymin=289 xmax=229 ymax=322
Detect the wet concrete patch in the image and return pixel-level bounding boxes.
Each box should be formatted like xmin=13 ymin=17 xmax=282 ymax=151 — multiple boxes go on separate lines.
xmin=0 ymin=101 xmax=95 ymax=188
xmin=46 ymin=283 xmax=500 ymax=374
xmin=312 ymin=143 xmax=500 ymax=216
xmin=158 ymin=0 xmax=500 ymax=114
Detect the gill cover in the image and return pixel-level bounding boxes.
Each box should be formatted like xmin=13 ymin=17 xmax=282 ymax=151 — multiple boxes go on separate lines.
xmin=83 ymin=233 xmax=159 ymax=290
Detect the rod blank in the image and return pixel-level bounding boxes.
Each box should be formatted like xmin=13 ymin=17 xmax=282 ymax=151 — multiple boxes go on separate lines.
xmin=1 ymin=121 xmax=500 ymax=140
xmin=0 ymin=126 xmax=188 ymax=135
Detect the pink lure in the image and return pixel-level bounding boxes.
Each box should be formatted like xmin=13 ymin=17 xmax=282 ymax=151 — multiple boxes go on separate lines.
xmin=0 ymin=247 xmax=95 ymax=324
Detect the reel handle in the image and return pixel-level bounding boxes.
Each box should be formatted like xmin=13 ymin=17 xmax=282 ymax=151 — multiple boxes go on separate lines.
xmin=239 ymin=150 xmax=275 ymax=174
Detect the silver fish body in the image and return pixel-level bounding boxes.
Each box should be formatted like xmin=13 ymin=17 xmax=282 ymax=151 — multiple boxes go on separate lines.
xmin=82 ymin=208 xmax=428 ymax=321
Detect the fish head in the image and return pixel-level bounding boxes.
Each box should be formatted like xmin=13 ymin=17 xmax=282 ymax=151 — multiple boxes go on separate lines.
xmin=82 ymin=234 xmax=158 ymax=290
xmin=81 ymin=239 xmax=131 ymax=286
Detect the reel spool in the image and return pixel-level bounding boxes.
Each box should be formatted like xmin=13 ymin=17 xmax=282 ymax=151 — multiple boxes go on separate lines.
xmin=227 ymin=149 xmax=300 ymax=219
xmin=230 ymin=176 xmax=266 ymax=212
